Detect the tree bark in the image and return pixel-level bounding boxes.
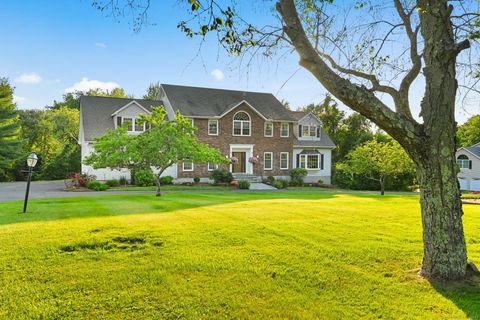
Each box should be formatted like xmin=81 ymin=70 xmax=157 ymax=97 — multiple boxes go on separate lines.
xmin=380 ymin=178 xmax=385 ymax=196
xmin=155 ymin=176 xmax=162 ymax=197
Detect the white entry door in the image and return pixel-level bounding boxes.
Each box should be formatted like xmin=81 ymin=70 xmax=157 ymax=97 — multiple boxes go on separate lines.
xmin=459 ymin=178 xmax=468 ymax=190
xmin=471 ymin=179 xmax=480 ymax=191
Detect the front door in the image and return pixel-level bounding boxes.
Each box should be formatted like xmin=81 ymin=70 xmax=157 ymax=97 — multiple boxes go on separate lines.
xmin=232 ymin=152 xmax=246 ymax=173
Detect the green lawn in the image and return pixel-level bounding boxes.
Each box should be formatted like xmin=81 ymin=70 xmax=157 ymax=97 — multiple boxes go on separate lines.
xmin=0 ymin=192 xmax=479 ymax=319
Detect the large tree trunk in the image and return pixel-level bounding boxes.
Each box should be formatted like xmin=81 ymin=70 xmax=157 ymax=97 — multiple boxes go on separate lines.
xmin=413 ymin=142 xmax=467 ymax=279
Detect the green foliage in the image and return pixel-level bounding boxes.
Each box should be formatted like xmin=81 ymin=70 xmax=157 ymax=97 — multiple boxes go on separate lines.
xmin=143 ymin=82 xmax=162 ymax=100
xmin=193 ymin=176 xmax=200 ymax=183
xmin=336 ymin=140 xmax=415 ymax=192
xmin=134 ymin=169 xmax=155 ymax=187
xmin=273 ymin=179 xmax=289 ymax=189
xmin=159 ymin=176 xmax=174 ymax=185
xmin=238 ymin=180 xmax=250 ymax=189
xmin=266 ymin=175 xmax=275 ymax=184
xmin=457 ymin=115 xmax=480 ymax=147
xmin=211 ymin=169 xmax=233 ymax=184
xmin=51 ymin=88 xmax=130 ymax=110
xmin=86 ymin=181 xmax=109 ymax=191
xmin=290 ymin=168 xmax=308 ymax=186
xmin=0 ymin=78 xmax=22 ymax=180
xmin=105 ymin=179 xmax=120 ymax=187
xmin=119 ymin=176 xmax=128 ymax=186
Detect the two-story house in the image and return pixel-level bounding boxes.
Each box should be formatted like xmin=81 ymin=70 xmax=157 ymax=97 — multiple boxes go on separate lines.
xmin=79 ymin=84 xmax=336 ymax=184
xmin=457 ymin=142 xmax=480 ymax=191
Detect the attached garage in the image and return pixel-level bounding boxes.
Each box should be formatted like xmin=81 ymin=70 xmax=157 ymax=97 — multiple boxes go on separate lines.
xmin=459 ymin=178 xmax=469 ymax=191
xmin=471 ymin=179 xmax=480 ymax=192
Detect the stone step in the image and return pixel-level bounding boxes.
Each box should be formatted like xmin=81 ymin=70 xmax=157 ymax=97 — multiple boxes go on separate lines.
xmin=232 ymin=174 xmax=262 ymax=182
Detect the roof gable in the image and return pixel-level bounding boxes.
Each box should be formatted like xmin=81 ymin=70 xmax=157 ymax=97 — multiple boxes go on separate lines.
xmin=218 ymin=100 xmax=268 ymax=120
xmin=111 ymin=101 xmax=151 ymax=117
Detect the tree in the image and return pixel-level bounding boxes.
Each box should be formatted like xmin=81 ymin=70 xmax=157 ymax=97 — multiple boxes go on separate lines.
xmin=302 ymin=95 xmax=345 ymax=139
xmin=457 ymin=115 xmax=480 ymax=147
xmin=92 ymin=0 xmax=480 ymax=280
xmin=0 ymin=78 xmax=21 ymax=179
xmin=337 ymin=140 xmax=414 ymax=195
xmin=85 ymin=107 xmax=228 ymax=196
xmin=143 ymin=82 xmax=162 ymax=100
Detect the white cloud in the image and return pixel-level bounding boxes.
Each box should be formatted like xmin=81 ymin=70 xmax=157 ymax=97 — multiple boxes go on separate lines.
xmin=15 ymin=72 xmax=42 ymax=84
xmin=65 ymin=77 xmax=120 ymax=93
xmin=95 ymin=42 xmax=107 ymax=49
xmin=211 ymin=69 xmax=225 ymax=81
xmin=13 ymin=95 xmax=28 ymax=103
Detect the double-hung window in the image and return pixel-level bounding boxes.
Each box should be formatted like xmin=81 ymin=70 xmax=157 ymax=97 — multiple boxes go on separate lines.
xmin=233 ymin=112 xmax=251 ymax=136
xmin=264 ymin=152 xmax=273 ymax=170
xmin=208 ymin=119 xmax=218 ymax=135
xmin=183 ymin=159 xmax=194 ymax=171
xmin=281 ymin=123 xmax=289 ymax=137
xmin=208 ymin=162 xmax=218 ymax=171
xmin=264 ymin=122 xmax=273 ymax=137
xmin=299 ymin=154 xmax=322 ymax=170
xmin=280 ymin=152 xmax=289 ymax=170
xmin=457 ymin=155 xmax=471 ymax=169
xmin=123 ymin=117 xmax=133 ymax=131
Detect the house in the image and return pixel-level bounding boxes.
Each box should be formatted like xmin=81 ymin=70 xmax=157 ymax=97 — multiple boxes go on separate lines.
xmin=457 ymin=142 xmax=480 ymax=191
xmin=79 ymin=84 xmax=336 ymax=183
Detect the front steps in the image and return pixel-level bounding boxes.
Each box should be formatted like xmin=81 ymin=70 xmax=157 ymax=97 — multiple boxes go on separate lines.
xmin=232 ymin=174 xmax=262 ymax=183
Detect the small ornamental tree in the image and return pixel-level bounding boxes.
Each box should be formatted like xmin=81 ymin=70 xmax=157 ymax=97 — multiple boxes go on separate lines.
xmin=337 ymin=140 xmax=414 ymax=195
xmin=85 ymin=107 xmax=228 ymax=196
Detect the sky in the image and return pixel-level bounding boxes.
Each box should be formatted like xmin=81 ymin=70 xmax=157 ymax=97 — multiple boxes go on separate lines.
xmin=1 ymin=0 xmax=478 ymax=124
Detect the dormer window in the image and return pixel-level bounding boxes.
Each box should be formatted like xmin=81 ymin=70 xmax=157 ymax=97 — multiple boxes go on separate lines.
xmin=116 ymin=116 xmax=145 ymax=132
xmin=124 ymin=117 xmax=133 ymax=131
xmin=299 ymin=125 xmax=321 ymax=138
xmin=233 ymin=111 xmax=251 ymax=136
xmin=457 ymin=155 xmax=471 ymax=169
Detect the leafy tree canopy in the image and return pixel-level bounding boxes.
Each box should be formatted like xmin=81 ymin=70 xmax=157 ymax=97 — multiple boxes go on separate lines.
xmin=0 ymin=78 xmax=21 ymax=179
xmin=457 ymin=115 xmax=480 ymax=147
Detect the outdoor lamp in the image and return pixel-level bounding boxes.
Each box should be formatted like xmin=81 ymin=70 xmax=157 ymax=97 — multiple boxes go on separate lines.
xmin=26 ymin=153 xmax=38 ymax=168
xmin=23 ymin=152 xmax=38 ymax=213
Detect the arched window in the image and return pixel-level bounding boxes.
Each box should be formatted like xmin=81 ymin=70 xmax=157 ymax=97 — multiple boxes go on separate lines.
xmin=457 ymin=154 xmax=471 ymax=169
xmin=233 ymin=111 xmax=251 ymax=136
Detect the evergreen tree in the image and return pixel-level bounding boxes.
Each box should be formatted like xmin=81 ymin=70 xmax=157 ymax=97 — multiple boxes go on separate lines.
xmin=0 ymin=78 xmax=21 ymax=179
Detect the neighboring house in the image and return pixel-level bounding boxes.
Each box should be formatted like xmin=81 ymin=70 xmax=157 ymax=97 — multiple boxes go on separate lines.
xmin=456 ymin=142 xmax=480 ymax=191
xmin=79 ymin=84 xmax=336 ymax=183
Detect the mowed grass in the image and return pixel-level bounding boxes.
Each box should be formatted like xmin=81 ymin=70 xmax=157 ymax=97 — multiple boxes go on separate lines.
xmin=0 ymin=192 xmax=479 ymax=319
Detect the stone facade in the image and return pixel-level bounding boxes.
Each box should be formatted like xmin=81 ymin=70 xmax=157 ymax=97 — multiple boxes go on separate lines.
xmin=177 ymin=102 xmax=294 ymax=179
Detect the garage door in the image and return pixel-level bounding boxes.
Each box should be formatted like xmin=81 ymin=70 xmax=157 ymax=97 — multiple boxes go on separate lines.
xmin=459 ymin=178 xmax=468 ymax=190
xmin=471 ymin=179 xmax=480 ymax=191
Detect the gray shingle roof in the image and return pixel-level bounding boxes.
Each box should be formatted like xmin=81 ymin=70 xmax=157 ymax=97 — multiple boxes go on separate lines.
xmin=293 ymin=127 xmax=336 ymax=148
xmin=290 ymin=111 xmax=307 ymax=120
xmin=465 ymin=146 xmax=480 ymax=158
xmin=161 ymin=84 xmax=296 ymax=121
xmin=80 ymin=96 xmax=163 ymax=141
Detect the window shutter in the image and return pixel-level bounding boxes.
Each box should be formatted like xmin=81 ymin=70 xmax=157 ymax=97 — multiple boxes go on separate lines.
xmin=299 ymin=125 xmax=302 ymax=137
xmin=116 ymin=116 xmax=122 ymax=127
xmin=317 ymin=127 xmax=321 ymax=138
xmin=296 ymin=154 xmax=300 ymax=168
xmin=470 ymin=160 xmax=473 ymax=169
xmin=321 ymin=154 xmax=324 ymax=170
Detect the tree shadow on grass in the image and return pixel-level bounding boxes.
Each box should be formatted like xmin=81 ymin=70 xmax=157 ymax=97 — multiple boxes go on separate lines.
xmin=430 ymin=270 xmax=480 ymax=318
xmin=0 ymin=191 xmax=345 ymax=226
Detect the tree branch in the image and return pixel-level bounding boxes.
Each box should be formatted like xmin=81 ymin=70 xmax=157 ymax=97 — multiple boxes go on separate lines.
xmin=276 ymin=0 xmax=420 ymax=146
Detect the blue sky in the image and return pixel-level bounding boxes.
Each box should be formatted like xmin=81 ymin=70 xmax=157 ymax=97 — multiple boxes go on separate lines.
xmin=1 ymin=0 xmax=477 ymax=123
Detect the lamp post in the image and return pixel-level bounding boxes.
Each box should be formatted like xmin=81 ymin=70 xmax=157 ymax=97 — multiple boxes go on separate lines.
xmin=23 ymin=153 xmax=38 ymax=213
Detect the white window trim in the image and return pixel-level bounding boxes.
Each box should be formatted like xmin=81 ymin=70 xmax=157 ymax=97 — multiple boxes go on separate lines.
xmin=123 ymin=117 xmax=134 ymax=132
xmin=232 ymin=111 xmax=251 ymax=136
xmin=208 ymin=119 xmax=219 ymax=135
xmin=264 ymin=122 xmax=273 ymax=137
xmin=457 ymin=159 xmax=470 ymax=169
xmin=299 ymin=154 xmax=320 ymax=170
xmin=280 ymin=122 xmax=289 ymax=137
xmin=207 ymin=162 xmax=218 ymax=171
xmin=134 ymin=118 xmax=145 ymax=132
xmin=182 ymin=160 xmax=194 ymax=172
xmin=264 ymin=152 xmax=273 ymax=171
xmin=280 ymin=152 xmax=289 ymax=170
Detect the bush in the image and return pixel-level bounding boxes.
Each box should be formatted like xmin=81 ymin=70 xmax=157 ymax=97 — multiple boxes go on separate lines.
xmin=159 ymin=175 xmax=174 ymax=185
xmin=290 ymin=168 xmax=308 ymax=186
xmin=273 ymin=179 xmax=289 ymax=189
xmin=238 ymin=180 xmax=250 ymax=189
xmin=317 ymin=178 xmax=324 ymax=186
xmin=134 ymin=169 xmax=155 ymax=186
xmin=67 ymin=172 xmax=96 ymax=188
xmin=211 ymin=169 xmax=233 ymax=184
xmin=266 ymin=176 xmax=275 ymax=184
xmin=105 ymin=179 xmax=120 ymax=187
xmin=193 ymin=176 xmax=200 ymax=183
xmin=119 ymin=175 xmax=128 ymax=186
xmin=86 ymin=181 xmax=109 ymax=191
